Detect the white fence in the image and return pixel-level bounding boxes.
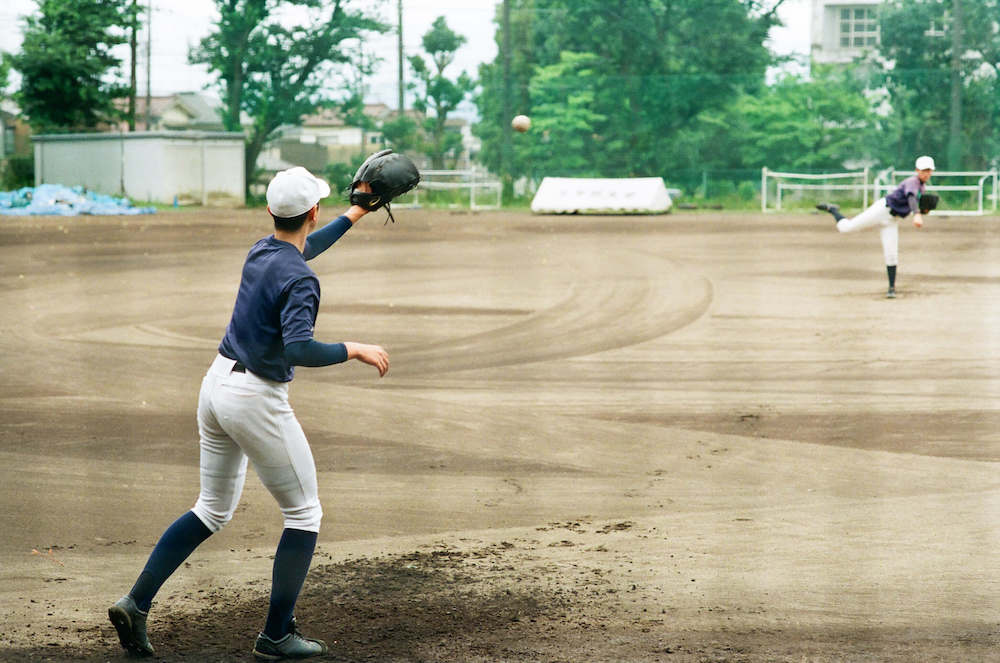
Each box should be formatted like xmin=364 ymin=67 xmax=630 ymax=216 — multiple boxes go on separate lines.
xmin=762 ymin=168 xmax=869 ymax=212
xmin=395 ymin=169 xmax=502 ymax=210
xmin=763 ymin=166 xmax=999 ymax=216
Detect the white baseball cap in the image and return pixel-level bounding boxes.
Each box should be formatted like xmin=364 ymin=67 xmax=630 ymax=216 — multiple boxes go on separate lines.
xmin=915 ymin=155 xmax=935 ymax=171
xmin=266 ymin=166 xmax=331 ymax=218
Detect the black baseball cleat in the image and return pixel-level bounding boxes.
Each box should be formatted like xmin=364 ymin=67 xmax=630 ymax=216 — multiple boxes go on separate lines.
xmin=815 ymin=202 xmax=840 ymax=215
xmin=253 ymin=619 xmax=328 ymax=661
xmin=108 ymin=595 xmax=155 ymax=657
xmin=886 ymin=287 xmax=896 ymax=299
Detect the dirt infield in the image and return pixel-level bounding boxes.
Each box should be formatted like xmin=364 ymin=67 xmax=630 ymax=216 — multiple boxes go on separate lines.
xmin=1 ymin=207 xmax=998 ymax=662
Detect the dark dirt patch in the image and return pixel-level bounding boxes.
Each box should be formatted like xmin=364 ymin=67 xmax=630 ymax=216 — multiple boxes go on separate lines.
xmin=13 ymin=539 xmax=991 ymax=663
xmin=1 ymin=543 xmax=580 ymax=663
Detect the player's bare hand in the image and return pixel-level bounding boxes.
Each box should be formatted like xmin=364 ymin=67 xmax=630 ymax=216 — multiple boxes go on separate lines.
xmin=913 ymin=214 xmax=923 ymax=228
xmin=345 ymin=182 xmax=372 ymax=223
xmin=345 ymin=342 xmax=389 ymax=377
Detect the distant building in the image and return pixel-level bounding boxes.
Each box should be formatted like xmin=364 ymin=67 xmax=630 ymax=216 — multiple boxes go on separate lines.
xmin=810 ymin=1 xmax=951 ymax=66
xmin=259 ymin=103 xmax=463 ymax=175
xmin=114 ymin=92 xmax=249 ymax=132
xmin=263 ymin=103 xmax=394 ymax=172
xmin=810 ymin=0 xmax=881 ymax=65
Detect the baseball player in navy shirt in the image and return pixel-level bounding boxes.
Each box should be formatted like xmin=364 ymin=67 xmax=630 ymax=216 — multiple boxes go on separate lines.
xmin=109 ymin=167 xmax=388 ymax=660
xmin=817 ymin=155 xmax=936 ymax=298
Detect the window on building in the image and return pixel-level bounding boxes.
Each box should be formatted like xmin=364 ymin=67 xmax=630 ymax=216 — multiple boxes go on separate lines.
xmin=839 ymin=7 xmax=879 ymax=48
xmin=925 ymin=18 xmax=946 ymax=38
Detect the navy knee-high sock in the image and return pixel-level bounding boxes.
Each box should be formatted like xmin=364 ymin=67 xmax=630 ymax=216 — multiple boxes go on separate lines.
xmin=129 ymin=511 xmax=213 ymax=611
xmin=887 ymin=265 xmax=897 ymax=288
xmin=263 ymin=528 xmax=318 ymax=640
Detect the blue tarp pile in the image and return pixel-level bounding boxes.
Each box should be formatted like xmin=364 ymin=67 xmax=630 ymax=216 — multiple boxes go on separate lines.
xmin=0 ymin=184 xmax=156 ymax=216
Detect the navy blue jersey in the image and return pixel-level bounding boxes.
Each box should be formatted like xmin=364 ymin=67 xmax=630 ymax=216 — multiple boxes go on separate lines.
xmin=219 ymin=236 xmax=320 ymax=382
xmin=885 ymin=175 xmax=925 ymax=217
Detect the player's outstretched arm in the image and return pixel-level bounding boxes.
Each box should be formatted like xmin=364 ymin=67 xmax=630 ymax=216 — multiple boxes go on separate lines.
xmin=303 ymin=183 xmax=373 ymax=261
xmin=344 ymin=342 xmax=389 ymax=377
xmin=303 ymin=216 xmax=352 ymax=260
xmin=906 ymin=191 xmax=924 ymax=228
xmin=284 ymin=340 xmax=388 ymax=377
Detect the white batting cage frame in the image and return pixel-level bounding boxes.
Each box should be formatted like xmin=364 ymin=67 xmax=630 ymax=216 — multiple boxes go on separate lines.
xmin=872 ymin=168 xmax=998 ymax=217
xmin=761 ymin=168 xmax=870 ymax=212
xmin=394 ymin=169 xmax=502 ymax=211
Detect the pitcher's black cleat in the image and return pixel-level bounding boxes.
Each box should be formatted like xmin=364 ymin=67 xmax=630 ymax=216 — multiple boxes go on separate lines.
xmin=108 ymin=595 xmax=155 ymax=657
xmin=253 ymin=619 xmax=328 ymax=661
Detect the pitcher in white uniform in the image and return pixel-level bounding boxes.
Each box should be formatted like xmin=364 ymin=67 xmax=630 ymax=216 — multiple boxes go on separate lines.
xmin=817 ymin=155 xmax=935 ymax=299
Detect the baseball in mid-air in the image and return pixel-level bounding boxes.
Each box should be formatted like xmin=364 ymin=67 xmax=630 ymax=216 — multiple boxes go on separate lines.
xmin=511 ymin=115 xmax=531 ymax=132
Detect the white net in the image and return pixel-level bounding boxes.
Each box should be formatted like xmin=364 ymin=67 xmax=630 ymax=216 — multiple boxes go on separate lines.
xmin=762 ymin=168 xmax=870 ymax=212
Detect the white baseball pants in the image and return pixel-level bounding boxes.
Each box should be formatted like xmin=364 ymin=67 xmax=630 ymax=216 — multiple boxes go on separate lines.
xmin=192 ymin=354 xmax=322 ymax=533
xmin=835 ymin=197 xmax=900 ymax=267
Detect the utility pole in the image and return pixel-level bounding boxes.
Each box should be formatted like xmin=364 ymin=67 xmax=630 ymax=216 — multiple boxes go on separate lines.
xmin=145 ymin=0 xmax=152 ymax=130
xmin=397 ymin=0 xmax=404 ymax=115
xmin=128 ymin=0 xmax=137 ymax=130
xmin=359 ymin=40 xmax=369 ymax=159
xmin=946 ymin=0 xmax=963 ymax=169
xmin=501 ymin=0 xmax=512 ymax=201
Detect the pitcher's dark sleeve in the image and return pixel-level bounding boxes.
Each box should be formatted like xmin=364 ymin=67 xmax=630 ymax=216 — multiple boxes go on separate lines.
xmin=904 ymin=177 xmax=923 ymax=215
xmin=279 ymin=277 xmax=321 ymax=346
xmin=284 ymin=339 xmax=349 ymax=366
xmin=303 ymin=215 xmax=352 ymax=261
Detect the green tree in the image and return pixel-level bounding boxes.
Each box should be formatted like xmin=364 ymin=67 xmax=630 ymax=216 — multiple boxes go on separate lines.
xmin=732 ymin=68 xmax=883 ymax=170
xmin=475 ymin=0 xmax=783 ymax=180
xmin=408 ymin=17 xmax=475 ymax=169
xmin=877 ymin=0 xmax=1000 ymax=169
xmin=323 ymin=154 xmax=364 ymax=198
xmin=336 ymin=41 xmax=383 ymax=159
xmin=0 ymin=54 xmax=10 ymax=98
xmin=380 ymin=114 xmax=420 ymax=153
xmin=517 ymin=51 xmax=606 ymax=178
xmin=190 ymin=0 xmax=387 ymax=195
xmin=474 ymin=0 xmax=536 ymax=187
xmin=11 ymin=0 xmax=133 ymax=132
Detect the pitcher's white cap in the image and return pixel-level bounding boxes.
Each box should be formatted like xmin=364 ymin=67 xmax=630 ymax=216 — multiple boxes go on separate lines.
xmin=915 ymin=155 xmax=935 ymax=171
xmin=266 ymin=167 xmax=331 ymax=217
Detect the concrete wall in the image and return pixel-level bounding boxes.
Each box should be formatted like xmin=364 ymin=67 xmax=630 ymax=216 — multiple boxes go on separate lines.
xmin=33 ymin=131 xmax=245 ymax=205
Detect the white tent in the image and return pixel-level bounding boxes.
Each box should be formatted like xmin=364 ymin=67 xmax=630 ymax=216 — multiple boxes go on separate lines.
xmin=530 ymin=177 xmax=672 ymax=214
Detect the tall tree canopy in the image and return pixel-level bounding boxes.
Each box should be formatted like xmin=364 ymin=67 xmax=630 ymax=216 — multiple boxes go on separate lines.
xmin=0 ymin=54 xmax=10 ymax=101
xmin=730 ymin=68 xmax=883 ymax=171
xmin=408 ymin=17 xmax=475 ymax=169
xmin=475 ymin=0 xmax=784 ymax=182
xmin=877 ymin=0 xmax=1000 ymax=169
xmin=11 ymin=0 xmax=134 ymax=132
xmin=190 ymin=0 xmax=386 ymax=194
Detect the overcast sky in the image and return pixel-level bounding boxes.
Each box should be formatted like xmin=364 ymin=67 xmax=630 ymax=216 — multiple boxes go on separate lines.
xmin=0 ymin=0 xmax=811 ymax=117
